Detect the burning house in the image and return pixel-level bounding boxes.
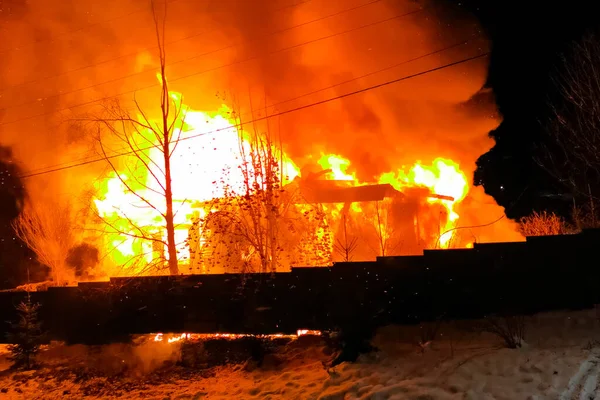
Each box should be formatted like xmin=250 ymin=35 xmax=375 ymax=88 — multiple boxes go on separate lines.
xmin=288 ymin=172 xmax=459 ymax=256
xmin=91 ymin=106 xmax=470 ymax=278
xmin=0 ymin=0 xmax=526 ymax=284
xmin=112 ymin=175 xmax=462 ymax=276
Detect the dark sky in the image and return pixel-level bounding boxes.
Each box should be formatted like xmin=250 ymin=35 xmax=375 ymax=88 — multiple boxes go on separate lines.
xmin=0 ymin=146 xmax=38 ymax=289
xmin=0 ymin=0 xmax=597 ymax=287
xmin=451 ymin=0 xmax=599 ymax=219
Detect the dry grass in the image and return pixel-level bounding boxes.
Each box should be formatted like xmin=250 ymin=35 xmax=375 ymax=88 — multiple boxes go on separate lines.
xmin=11 ymin=199 xmax=76 ymax=285
xmin=519 ymin=211 xmax=570 ymax=237
xmin=482 ymin=315 xmax=526 ymax=349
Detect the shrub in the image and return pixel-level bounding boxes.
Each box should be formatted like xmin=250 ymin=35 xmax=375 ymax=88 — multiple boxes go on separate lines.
xmin=6 ymin=295 xmax=45 ymax=369
xmin=519 ymin=211 xmax=569 ymax=236
xmin=324 ymin=324 xmax=378 ymax=367
xmin=482 ymin=315 xmax=526 ymax=349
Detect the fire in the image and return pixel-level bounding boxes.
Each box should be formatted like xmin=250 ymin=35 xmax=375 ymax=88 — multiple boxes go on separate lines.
xmin=378 ymin=158 xmax=469 ymax=247
xmin=91 ymin=74 xmax=472 ymax=276
xmin=93 ymin=95 xmax=301 ymax=273
xmin=151 ymin=331 xmax=318 ymax=343
xmin=318 ymin=154 xmax=356 ymax=181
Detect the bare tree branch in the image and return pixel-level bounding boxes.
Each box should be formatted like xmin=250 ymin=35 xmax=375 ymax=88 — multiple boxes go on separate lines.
xmin=12 ymin=199 xmax=76 ymax=284
xmin=540 ymin=31 xmax=600 ymax=218
xmin=86 ymin=1 xmax=180 ymax=275
xmin=98 ymin=139 xmax=167 ymax=218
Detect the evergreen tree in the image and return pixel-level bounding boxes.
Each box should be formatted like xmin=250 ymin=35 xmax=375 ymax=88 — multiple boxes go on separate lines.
xmin=6 ymin=294 xmax=44 ymax=369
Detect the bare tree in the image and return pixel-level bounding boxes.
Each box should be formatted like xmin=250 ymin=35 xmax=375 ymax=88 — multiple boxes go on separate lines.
xmin=374 ymin=201 xmax=389 ymax=256
xmin=333 ymin=213 xmax=359 ymax=262
xmin=91 ymin=1 xmax=182 ymax=275
xmin=209 ymin=107 xmax=284 ymax=273
xmin=194 ymin=101 xmax=329 ymax=273
xmin=541 ymin=30 xmax=600 ymax=221
xmin=368 ymin=199 xmax=402 ymax=257
xmin=12 ymin=198 xmax=75 ymax=284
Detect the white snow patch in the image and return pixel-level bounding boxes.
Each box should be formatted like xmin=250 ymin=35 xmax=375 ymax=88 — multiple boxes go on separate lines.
xmin=0 ymin=309 xmax=599 ymax=399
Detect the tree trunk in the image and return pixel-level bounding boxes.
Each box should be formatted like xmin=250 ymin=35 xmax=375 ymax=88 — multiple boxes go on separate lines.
xmin=164 ymin=147 xmax=179 ymax=275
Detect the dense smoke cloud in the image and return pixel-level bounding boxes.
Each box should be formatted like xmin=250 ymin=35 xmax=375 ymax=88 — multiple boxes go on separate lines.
xmin=0 ymin=0 xmax=124 ymax=196
xmin=0 ymin=0 xmax=521 ymax=246
xmin=195 ymin=0 xmax=497 ymax=176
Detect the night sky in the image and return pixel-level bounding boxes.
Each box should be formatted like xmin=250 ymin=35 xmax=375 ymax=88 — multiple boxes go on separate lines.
xmin=0 ymin=0 xmax=597 ymax=287
xmin=0 ymin=146 xmax=37 ymax=288
xmin=455 ymin=0 xmax=599 ymax=218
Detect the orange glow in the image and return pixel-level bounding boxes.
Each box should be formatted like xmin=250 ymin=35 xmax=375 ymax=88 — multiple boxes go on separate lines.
xmin=297 ymin=329 xmax=321 ymax=336
xmin=92 ymin=74 xmax=475 ymax=276
xmin=151 ymin=331 xmax=317 ymax=343
xmin=318 ymin=154 xmax=356 ymax=181
xmin=378 ymin=158 xmax=469 ymax=248
xmin=0 ymin=0 xmax=528 ymax=284
xmin=93 ymin=89 xmax=302 ymax=274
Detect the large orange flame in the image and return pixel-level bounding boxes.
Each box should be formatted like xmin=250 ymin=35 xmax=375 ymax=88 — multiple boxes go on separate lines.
xmin=379 ymin=158 xmax=469 ymax=247
xmin=92 ymin=80 xmax=471 ymax=276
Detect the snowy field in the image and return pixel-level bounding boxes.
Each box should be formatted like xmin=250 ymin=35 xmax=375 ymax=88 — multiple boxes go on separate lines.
xmin=1 ymin=309 xmax=600 ymax=399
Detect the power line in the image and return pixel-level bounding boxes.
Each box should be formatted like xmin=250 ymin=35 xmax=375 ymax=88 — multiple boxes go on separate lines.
xmin=0 ymin=0 xmax=309 ymax=56
xmin=0 ymin=0 xmax=188 ymax=55
xmin=0 ymin=0 xmax=314 ymax=93
xmin=1 ymin=0 xmax=376 ymax=111
xmin=18 ymin=52 xmax=489 ymax=180
xmin=20 ymin=38 xmax=477 ymax=176
xmin=265 ymin=38 xmax=476 ymax=112
xmin=2 ymin=0 xmax=388 ymax=175
xmin=0 ymin=4 xmax=425 ymax=129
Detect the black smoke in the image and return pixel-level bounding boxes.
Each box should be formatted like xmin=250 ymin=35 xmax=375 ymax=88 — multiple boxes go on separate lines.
xmin=0 ymin=146 xmax=45 ymax=289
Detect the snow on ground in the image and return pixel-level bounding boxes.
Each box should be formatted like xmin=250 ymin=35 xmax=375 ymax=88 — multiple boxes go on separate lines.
xmin=1 ymin=309 xmax=600 ymax=399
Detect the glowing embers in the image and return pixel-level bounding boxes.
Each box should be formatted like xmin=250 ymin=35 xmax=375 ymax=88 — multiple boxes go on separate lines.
xmin=152 ymin=330 xmax=322 ymax=343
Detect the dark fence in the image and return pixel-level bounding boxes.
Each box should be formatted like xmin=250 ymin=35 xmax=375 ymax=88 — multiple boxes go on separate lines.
xmin=1 ymin=229 xmax=599 ymax=344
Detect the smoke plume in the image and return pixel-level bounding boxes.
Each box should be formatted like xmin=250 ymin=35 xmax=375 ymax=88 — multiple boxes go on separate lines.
xmin=0 ymin=0 xmax=522 ymax=256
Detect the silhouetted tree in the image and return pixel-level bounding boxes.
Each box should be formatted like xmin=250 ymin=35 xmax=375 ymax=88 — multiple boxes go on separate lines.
xmin=0 ymin=146 xmax=38 ymax=288
xmin=6 ymin=295 xmax=44 ymax=370
xmin=195 ymin=101 xmax=330 ymax=273
xmin=333 ymin=214 xmax=359 ymax=262
xmin=92 ymin=1 xmax=182 ymax=275
xmin=12 ymin=199 xmax=75 ymax=284
xmin=364 ymin=199 xmax=402 ymax=257
xmin=542 ymin=30 xmax=600 ymax=223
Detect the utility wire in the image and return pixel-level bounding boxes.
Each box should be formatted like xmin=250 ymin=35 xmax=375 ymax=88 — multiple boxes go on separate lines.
xmin=21 ymin=36 xmax=478 ymax=176
xmin=264 ymin=38 xmax=477 ymax=113
xmin=0 ymin=4 xmax=426 ymax=129
xmin=3 ymin=0 xmax=392 ymax=176
xmin=434 ymin=185 xmax=530 ymax=248
xmin=0 ymin=0 xmax=188 ymax=55
xmin=22 ymin=37 xmax=475 ymax=174
xmin=0 ymin=0 xmax=314 ymax=93
xmin=18 ymin=52 xmax=489 ymax=179
xmin=0 ymin=0 xmax=309 ymax=56
xmin=0 ymin=0 xmax=379 ymax=112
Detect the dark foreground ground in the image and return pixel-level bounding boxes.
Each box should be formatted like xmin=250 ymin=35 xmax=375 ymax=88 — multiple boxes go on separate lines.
xmin=1 ymin=310 xmax=600 ymax=399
